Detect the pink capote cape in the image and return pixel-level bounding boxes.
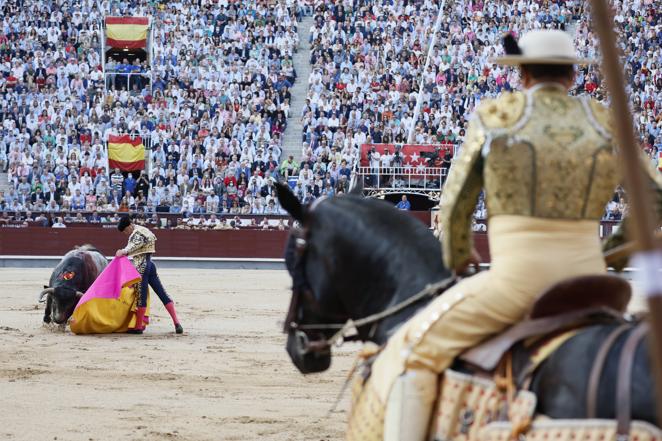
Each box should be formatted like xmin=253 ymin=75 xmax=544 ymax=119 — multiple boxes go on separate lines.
xmin=70 ymin=256 xmax=150 ymax=334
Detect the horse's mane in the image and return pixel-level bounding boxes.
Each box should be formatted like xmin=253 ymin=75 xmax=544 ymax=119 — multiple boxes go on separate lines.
xmin=312 ymin=195 xmax=444 ymax=276
xmin=298 ymin=194 xmax=448 ymax=333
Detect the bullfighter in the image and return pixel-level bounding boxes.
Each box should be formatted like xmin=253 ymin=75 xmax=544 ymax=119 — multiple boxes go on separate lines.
xmin=116 ymin=216 xmax=183 ymax=334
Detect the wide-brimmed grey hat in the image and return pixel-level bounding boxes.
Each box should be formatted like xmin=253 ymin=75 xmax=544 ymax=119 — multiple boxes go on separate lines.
xmin=492 ymin=30 xmax=595 ymax=65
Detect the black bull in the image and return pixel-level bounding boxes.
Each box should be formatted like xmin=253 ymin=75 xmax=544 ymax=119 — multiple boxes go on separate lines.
xmin=39 ymin=245 xmax=108 ymax=325
xmin=274 ymin=182 xmax=658 ymax=426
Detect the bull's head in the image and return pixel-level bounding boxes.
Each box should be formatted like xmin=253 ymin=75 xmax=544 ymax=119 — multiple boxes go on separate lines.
xmin=39 ymin=286 xmax=84 ymax=325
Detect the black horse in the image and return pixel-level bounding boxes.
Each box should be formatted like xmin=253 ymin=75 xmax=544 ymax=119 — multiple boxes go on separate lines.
xmin=275 ymin=182 xmax=657 ymax=425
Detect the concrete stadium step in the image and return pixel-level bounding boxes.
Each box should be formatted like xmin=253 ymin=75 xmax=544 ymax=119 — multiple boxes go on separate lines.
xmin=566 ymin=10 xmax=581 ymax=39
xmin=567 ymin=19 xmax=579 ymax=39
xmin=0 ymin=172 xmax=10 ymax=195
xmin=281 ymin=15 xmax=314 ymax=162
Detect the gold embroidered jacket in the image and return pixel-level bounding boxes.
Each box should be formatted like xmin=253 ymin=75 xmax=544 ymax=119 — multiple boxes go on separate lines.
xmin=439 ymin=83 xmax=660 ymax=269
xmin=121 ymin=224 xmax=156 ymax=307
xmin=122 ymin=224 xmax=157 ymax=258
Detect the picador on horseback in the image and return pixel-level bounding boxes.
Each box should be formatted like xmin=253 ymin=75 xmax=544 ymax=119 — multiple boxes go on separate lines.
xmin=344 ymin=29 xmax=662 ymax=440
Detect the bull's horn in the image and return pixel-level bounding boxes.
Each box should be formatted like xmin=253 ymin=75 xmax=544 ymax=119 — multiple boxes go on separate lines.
xmin=38 ymin=288 xmax=54 ymax=303
xmin=75 ymin=291 xmax=85 ymax=299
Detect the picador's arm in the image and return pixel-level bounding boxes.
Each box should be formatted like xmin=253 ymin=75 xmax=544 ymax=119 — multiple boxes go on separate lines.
xmin=603 ymin=157 xmax=662 ymax=270
xmin=438 ymin=117 xmax=485 ymax=271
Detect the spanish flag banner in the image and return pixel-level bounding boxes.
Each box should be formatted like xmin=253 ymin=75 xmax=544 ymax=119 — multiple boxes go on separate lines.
xmin=70 ymin=256 xmax=151 ymax=335
xmin=105 ymin=17 xmax=149 ymax=49
xmin=108 ymin=134 xmax=145 ymax=171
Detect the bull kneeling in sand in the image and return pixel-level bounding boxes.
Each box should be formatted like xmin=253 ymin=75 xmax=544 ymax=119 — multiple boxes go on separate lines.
xmin=39 ymin=245 xmax=107 ymax=325
xmin=38 ymin=244 xmax=150 ymax=334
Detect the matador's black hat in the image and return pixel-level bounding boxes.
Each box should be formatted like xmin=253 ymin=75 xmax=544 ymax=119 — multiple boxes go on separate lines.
xmin=118 ymin=215 xmax=133 ymax=232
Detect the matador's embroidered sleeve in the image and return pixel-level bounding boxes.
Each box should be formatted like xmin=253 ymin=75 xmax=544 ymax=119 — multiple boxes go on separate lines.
xmin=438 ymin=117 xmax=486 ymax=270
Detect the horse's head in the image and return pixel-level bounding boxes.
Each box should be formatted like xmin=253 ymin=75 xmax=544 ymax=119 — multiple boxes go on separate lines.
xmin=276 ymin=181 xmax=449 ymax=374
xmin=276 ymin=181 xmax=352 ymax=373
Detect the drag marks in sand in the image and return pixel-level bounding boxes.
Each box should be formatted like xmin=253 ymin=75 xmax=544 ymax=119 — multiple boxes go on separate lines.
xmin=0 ymin=268 xmax=355 ymax=441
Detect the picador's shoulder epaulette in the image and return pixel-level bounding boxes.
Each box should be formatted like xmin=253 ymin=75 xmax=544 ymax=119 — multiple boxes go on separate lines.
xmin=475 ymin=91 xmax=526 ymax=129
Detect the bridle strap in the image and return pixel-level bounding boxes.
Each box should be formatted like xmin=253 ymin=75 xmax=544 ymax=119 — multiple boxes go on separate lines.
xmin=283 ymin=287 xmax=301 ymax=333
xmin=282 ymin=225 xmax=311 ymax=333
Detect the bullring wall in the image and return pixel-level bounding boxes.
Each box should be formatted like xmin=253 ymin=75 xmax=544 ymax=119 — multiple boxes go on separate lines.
xmin=0 ymin=211 xmax=620 ymax=261
xmin=0 ymin=228 xmax=290 ymax=259
xmin=0 ymin=227 xmax=491 ymax=259
xmin=0 ymin=211 xmax=457 ymax=259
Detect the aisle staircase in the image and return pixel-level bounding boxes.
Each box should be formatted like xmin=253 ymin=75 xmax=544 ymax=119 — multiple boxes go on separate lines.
xmin=280 ymin=15 xmax=314 ymax=162
xmin=566 ymin=17 xmax=580 ymax=40
xmin=0 ymin=172 xmax=10 ymax=196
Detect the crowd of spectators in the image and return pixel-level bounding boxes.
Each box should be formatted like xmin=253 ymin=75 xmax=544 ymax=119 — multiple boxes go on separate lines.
xmin=301 ymin=1 xmax=579 ymax=166
xmin=302 ymin=0 xmax=659 ymax=220
xmin=1 ymin=0 xmax=302 ymax=219
xmin=0 ymin=206 xmax=290 ymax=230
xmin=0 ymin=0 xmax=660 ymax=226
xmin=574 ymin=1 xmax=661 ymax=219
xmin=576 ymin=1 xmax=660 ymax=151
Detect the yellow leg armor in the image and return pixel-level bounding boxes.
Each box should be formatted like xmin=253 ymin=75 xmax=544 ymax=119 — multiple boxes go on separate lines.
xmin=384 ymin=369 xmax=438 ymax=441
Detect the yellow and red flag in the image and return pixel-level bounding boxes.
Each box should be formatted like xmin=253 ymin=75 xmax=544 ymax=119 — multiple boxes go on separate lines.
xmin=108 ymin=134 xmax=145 ymax=171
xmin=105 ymin=17 xmax=149 ymax=49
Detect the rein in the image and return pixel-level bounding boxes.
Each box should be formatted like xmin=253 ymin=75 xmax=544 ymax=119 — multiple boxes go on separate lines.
xmin=290 ymin=275 xmax=457 ymax=350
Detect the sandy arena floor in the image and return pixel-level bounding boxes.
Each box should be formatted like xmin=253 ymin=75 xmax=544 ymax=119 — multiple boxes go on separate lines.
xmin=0 ymin=268 xmax=357 ymax=441
xmin=1 ymin=268 xmax=647 ymax=441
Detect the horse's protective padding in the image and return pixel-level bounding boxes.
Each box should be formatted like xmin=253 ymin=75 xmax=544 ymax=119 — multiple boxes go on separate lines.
xmin=346 ymin=373 xmax=385 ymax=441
xmin=478 ymin=418 xmax=662 ymax=441
xmin=430 ymin=369 xmax=537 ymax=441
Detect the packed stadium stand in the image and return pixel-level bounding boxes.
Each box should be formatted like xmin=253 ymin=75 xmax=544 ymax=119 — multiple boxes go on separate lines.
xmin=0 ymin=0 xmax=660 ymax=228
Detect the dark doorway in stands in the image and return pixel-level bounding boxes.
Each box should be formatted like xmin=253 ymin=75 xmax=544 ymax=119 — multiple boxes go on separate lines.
xmin=384 ymin=193 xmax=437 ymax=211
xmin=106 ymin=48 xmax=146 ymax=64
xmin=105 ymin=48 xmax=150 ymax=91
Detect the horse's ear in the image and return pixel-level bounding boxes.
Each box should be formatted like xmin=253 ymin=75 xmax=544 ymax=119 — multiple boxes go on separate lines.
xmin=349 ymin=179 xmax=363 ymax=197
xmin=275 ymin=180 xmax=304 ymax=222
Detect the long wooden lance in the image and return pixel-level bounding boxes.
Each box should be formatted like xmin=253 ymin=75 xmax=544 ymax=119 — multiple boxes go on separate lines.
xmin=590 ymin=0 xmax=662 ymax=423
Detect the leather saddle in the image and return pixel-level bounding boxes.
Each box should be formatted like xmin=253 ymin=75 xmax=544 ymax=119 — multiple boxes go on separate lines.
xmin=458 ymin=274 xmax=632 ymax=372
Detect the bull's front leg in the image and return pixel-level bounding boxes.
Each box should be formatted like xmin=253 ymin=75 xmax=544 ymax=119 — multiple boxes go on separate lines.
xmin=43 ymin=295 xmax=52 ymax=324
